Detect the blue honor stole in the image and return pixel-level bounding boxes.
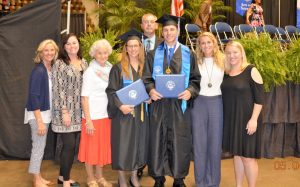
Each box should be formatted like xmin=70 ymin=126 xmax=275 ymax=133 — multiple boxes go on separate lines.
xmin=152 ymin=43 xmax=191 ymax=112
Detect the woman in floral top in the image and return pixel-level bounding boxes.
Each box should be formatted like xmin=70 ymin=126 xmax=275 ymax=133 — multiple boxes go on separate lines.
xmin=246 ymin=0 xmax=265 ymax=27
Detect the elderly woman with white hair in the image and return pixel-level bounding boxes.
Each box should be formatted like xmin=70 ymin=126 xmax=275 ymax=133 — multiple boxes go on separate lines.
xmin=78 ymin=39 xmax=113 ymax=187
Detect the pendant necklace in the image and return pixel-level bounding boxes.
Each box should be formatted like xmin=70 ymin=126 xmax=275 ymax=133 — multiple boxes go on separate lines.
xmin=204 ymin=59 xmax=214 ymax=88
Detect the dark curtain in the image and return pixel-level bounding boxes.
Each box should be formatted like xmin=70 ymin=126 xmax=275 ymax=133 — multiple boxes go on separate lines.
xmin=0 ymin=0 xmax=61 ymax=159
xmin=223 ymin=0 xmax=296 ymax=27
xmin=61 ymin=13 xmax=85 ymax=37
xmin=262 ymin=83 xmax=300 ymax=158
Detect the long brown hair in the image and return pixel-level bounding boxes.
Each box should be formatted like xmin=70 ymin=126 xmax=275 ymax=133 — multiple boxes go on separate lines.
xmin=59 ymin=33 xmax=82 ymax=65
xmin=120 ymin=39 xmax=145 ymax=79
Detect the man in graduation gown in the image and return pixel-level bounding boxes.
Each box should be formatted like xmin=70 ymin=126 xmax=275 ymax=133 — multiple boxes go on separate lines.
xmin=142 ymin=14 xmax=200 ymax=187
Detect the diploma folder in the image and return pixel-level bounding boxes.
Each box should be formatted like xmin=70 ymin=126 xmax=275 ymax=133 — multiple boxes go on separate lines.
xmin=155 ymin=74 xmax=185 ymax=98
xmin=116 ymin=79 xmax=149 ymax=106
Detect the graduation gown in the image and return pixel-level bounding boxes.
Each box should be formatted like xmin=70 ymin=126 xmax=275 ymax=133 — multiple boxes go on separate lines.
xmin=106 ymin=63 xmax=149 ymax=170
xmin=142 ymin=43 xmax=200 ymax=178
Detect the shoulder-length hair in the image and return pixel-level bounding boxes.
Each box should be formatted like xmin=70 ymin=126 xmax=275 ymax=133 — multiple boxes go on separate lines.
xmin=224 ymin=41 xmax=249 ymax=73
xmin=34 ymin=39 xmax=59 ymax=64
xmin=120 ymin=39 xmax=145 ymax=79
xmin=59 ymin=33 xmax=82 ymax=65
xmin=196 ymin=32 xmax=224 ymax=70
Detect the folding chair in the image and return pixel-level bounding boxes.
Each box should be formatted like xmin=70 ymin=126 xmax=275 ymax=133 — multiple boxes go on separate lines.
xmin=254 ymin=26 xmax=264 ymax=36
xmin=285 ymin=25 xmax=299 ymax=41
xmin=277 ymin=27 xmax=290 ymax=43
xmin=214 ymin=22 xmax=236 ymax=51
xmin=185 ymin=23 xmax=201 ymax=52
xmin=209 ymin=24 xmax=216 ymax=34
xmin=264 ymin=25 xmax=284 ymax=51
xmin=239 ymin=24 xmax=255 ymax=37
xmin=233 ymin=25 xmax=241 ymax=38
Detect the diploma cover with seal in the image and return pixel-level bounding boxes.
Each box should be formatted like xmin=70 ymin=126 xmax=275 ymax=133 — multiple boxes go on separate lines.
xmin=116 ymin=79 xmax=149 ymax=106
xmin=155 ymin=74 xmax=185 ymax=98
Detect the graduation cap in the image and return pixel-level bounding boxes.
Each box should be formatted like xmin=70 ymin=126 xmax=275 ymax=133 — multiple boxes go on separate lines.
xmin=118 ymin=28 xmax=147 ymax=43
xmin=156 ymin=14 xmax=185 ymax=27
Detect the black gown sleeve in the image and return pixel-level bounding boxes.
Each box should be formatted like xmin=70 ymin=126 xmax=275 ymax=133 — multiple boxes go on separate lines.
xmin=142 ymin=51 xmax=155 ymax=94
xmin=106 ymin=64 xmax=123 ymax=118
xmin=186 ymin=52 xmax=201 ymax=98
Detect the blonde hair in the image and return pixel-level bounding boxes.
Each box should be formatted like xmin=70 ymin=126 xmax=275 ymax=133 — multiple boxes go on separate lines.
xmin=121 ymin=39 xmax=145 ymax=79
xmin=224 ymin=41 xmax=249 ymax=73
xmin=34 ymin=39 xmax=59 ymax=64
xmin=196 ymin=32 xmax=224 ymax=70
xmin=89 ymin=39 xmax=112 ymax=58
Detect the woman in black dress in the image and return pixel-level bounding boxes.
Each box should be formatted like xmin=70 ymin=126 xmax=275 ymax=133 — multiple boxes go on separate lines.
xmin=106 ymin=29 xmax=149 ymax=187
xmin=221 ymin=41 xmax=263 ymax=187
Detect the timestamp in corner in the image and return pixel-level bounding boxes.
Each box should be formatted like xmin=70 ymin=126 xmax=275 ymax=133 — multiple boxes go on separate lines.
xmin=273 ymin=158 xmax=300 ymax=170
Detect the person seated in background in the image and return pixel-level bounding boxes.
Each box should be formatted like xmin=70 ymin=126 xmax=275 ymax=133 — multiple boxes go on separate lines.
xmin=246 ymin=0 xmax=265 ymax=27
xmin=78 ymin=39 xmax=113 ymax=187
xmin=194 ymin=0 xmax=213 ymax=32
xmin=24 ymin=39 xmax=59 ymax=187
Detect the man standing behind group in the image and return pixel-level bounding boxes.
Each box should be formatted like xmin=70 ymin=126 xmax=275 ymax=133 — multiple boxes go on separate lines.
xmin=141 ymin=13 xmax=163 ymax=53
xmin=143 ymin=14 xmax=200 ymax=187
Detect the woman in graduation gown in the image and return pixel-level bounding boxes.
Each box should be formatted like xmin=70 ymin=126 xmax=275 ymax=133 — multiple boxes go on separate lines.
xmin=106 ymin=29 xmax=149 ymax=187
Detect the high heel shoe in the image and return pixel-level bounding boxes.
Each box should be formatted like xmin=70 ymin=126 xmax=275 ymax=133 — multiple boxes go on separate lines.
xmin=129 ymin=177 xmax=141 ymax=187
xmin=57 ymin=178 xmax=80 ymax=186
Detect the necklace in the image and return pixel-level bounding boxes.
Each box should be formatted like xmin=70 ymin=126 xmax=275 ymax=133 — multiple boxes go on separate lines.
xmin=204 ymin=59 xmax=214 ymax=88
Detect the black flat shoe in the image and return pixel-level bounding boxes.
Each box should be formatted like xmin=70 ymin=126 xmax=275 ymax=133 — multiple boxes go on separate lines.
xmin=153 ymin=177 xmax=165 ymax=187
xmin=172 ymin=178 xmax=186 ymax=187
xmin=57 ymin=178 xmax=80 ymax=186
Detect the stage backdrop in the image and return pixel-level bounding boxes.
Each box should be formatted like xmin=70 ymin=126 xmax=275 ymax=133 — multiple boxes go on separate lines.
xmin=0 ymin=0 xmax=60 ymax=159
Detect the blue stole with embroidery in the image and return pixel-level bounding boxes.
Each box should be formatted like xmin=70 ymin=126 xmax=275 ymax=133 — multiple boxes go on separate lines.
xmin=152 ymin=43 xmax=191 ymax=112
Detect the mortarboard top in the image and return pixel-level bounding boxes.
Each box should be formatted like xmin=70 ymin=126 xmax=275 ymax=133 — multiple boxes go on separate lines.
xmin=156 ymin=14 xmax=184 ymax=27
xmin=118 ymin=28 xmax=147 ymax=42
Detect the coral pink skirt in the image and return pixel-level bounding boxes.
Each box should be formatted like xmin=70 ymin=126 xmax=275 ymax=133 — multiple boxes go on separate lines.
xmin=78 ymin=118 xmax=111 ymax=166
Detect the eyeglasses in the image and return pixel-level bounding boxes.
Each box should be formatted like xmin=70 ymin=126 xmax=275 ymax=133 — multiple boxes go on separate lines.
xmin=126 ymin=44 xmax=140 ymax=49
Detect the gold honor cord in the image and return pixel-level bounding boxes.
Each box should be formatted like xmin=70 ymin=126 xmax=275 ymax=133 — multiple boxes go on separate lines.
xmin=141 ymin=104 xmax=144 ymax=122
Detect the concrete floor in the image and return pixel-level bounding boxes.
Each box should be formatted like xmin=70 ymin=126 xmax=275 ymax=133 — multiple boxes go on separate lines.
xmin=0 ymin=157 xmax=299 ymax=187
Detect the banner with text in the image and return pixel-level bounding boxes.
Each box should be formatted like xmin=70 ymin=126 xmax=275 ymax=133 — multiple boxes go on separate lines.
xmin=236 ymin=0 xmax=252 ymax=16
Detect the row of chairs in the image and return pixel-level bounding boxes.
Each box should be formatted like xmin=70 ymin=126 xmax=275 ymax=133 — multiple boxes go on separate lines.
xmin=185 ymin=22 xmax=300 ymax=52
